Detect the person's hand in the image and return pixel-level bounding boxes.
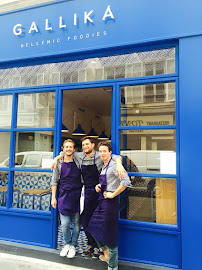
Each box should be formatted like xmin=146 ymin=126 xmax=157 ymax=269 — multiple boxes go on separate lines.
xmin=116 ymin=163 xmax=126 ymax=179
xmin=51 ymin=198 xmax=57 ymax=209
xmin=103 ymin=191 xmax=115 ymax=199
xmin=95 ymin=184 xmax=101 ymax=193
xmin=51 ymin=158 xmax=58 ymax=170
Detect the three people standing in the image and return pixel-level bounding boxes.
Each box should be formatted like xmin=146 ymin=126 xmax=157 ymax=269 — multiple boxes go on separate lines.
xmin=51 ymin=137 xmax=130 ymax=270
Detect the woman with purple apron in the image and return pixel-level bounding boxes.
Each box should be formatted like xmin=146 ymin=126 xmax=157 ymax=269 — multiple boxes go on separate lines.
xmin=51 ymin=139 xmax=82 ymax=259
xmin=87 ymin=142 xmax=131 ymax=270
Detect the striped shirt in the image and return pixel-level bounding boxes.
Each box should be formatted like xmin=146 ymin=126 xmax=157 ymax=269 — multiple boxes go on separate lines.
xmin=101 ymin=159 xmax=131 ymax=191
xmin=60 ymin=151 xmax=120 ymax=173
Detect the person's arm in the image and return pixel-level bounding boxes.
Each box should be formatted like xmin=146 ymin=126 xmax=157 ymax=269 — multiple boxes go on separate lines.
xmin=51 ymin=151 xmax=64 ymax=170
xmin=104 ymin=166 xmax=131 ymax=199
xmin=111 ymin=154 xmax=126 ymax=179
xmin=51 ymin=162 xmax=60 ymax=208
xmin=104 ymin=184 xmax=127 ymax=199
xmin=51 ymin=185 xmax=57 ymax=208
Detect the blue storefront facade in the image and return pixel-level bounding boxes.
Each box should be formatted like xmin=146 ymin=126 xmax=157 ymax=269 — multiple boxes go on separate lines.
xmin=0 ymin=1 xmax=201 ymax=269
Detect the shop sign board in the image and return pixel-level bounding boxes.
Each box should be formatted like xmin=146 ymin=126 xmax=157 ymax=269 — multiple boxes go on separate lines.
xmin=0 ymin=0 xmax=201 ymax=62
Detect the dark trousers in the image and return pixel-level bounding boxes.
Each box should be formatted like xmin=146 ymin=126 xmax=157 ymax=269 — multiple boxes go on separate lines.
xmin=84 ymin=229 xmax=98 ymax=249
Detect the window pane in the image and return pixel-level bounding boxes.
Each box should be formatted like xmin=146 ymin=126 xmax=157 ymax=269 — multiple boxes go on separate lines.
xmin=0 ymin=48 xmax=175 ymax=89
xmin=120 ymin=177 xmax=177 ymax=225
xmin=17 ymin=92 xmax=55 ymax=128
xmin=13 ymin=171 xmax=52 ymax=211
xmin=15 ymin=132 xmax=53 ymax=168
xmin=121 ymin=82 xmax=175 ymax=126
xmin=0 ymin=132 xmax=11 ymax=165
xmin=120 ymin=129 xmax=176 ymax=174
xmin=0 ymin=95 xmax=12 ymax=128
xmin=0 ymin=171 xmax=8 ymax=207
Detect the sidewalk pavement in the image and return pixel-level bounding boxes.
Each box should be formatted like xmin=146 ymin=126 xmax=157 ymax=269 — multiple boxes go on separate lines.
xmin=0 ymin=240 xmax=173 ymax=270
xmin=0 ymin=252 xmax=89 ymax=270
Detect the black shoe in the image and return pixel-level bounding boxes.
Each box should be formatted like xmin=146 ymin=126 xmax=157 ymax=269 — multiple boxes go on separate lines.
xmin=81 ymin=247 xmax=94 ymax=257
xmin=92 ymin=248 xmax=103 ymax=259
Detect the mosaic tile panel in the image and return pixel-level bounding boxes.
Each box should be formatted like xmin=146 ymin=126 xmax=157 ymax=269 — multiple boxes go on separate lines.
xmin=57 ymin=226 xmax=88 ymax=253
xmin=0 ymin=171 xmax=88 ymax=252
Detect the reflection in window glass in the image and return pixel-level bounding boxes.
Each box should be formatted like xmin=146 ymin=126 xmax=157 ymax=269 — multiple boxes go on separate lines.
xmin=120 ymin=129 xmax=176 ymax=174
xmin=15 ymin=132 xmax=53 ymax=168
xmin=0 ymin=48 xmax=175 ymax=89
xmin=17 ymin=92 xmax=55 ymax=128
xmin=0 ymin=95 xmax=12 ymax=128
xmin=0 ymin=132 xmax=10 ymax=165
xmin=121 ymin=82 xmax=175 ymax=126
xmin=0 ymin=171 xmax=8 ymax=207
xmin=120 ymin=177 xmax=177 ymax=225
xmin=13 ymin=171 xmax=52 ymax=211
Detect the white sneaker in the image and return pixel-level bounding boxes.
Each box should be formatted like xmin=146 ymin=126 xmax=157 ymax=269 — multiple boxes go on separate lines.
xmin=60 ymin=244 xmax=70 ymax=257
xmin=67 ymin=246 xmax=76 ymax=258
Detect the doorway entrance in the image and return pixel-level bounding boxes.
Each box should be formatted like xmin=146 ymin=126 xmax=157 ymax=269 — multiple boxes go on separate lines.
xmin=57 ymin=86 xmax=112 ymax=251
xmin=61 ymin=87 xmax=112 ymax=149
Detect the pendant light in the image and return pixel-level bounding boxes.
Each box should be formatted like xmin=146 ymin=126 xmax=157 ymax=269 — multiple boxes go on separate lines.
xmin=87 ymin=128 xmax=99 ymax=138
xmin=98 ymin=131 xmax=109 ymax=140
xmin=72 ymin=124 xmax=86 ymax=136
xmin=87 ymin=119 xmax=99 ymax=138
xmin=61 ymin=123 xmax=69 ymax=133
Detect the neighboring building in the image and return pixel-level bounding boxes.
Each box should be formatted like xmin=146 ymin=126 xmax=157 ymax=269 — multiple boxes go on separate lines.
xmin=0 ymin=1 xmax=201 ymax=270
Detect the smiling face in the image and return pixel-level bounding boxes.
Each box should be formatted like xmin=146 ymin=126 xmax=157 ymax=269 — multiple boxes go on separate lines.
xmin=99 ymin=145 xmax=112 ymax=163
xmin=63 ymin=141 xmax=75 ymax=157
xmin=82 ymin=139 xmax=95 ymax=155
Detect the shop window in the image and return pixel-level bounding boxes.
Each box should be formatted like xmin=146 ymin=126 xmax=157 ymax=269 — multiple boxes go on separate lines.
xmin=0 ymin=132 xmax=10 ymax=208
xmin=0 ymin=48 xmax=175 ymax=89
xmin=121 ymin=82 xmax=175 ymax=126
xmin=15 ymin=132 xmax=53 ymax=168
xmin=12 ymin=171 xmax=52 ymax=211
xmin=120 ymin=129 xmax=176 ymax=175
xmin=0 ymin=174 xmax=8 ymax=207
xmin=0 ymin=95 xmax=12 ymax=128
xmin=0 ymin=132 xmax=11 ymax=165
xmin=120 ymin=176 xmax=177 ymax=225
xmin=17 ymin=92 xmax=55 ymax=128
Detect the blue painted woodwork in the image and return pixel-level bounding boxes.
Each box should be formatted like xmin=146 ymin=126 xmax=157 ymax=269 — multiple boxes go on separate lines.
xmin=118 ymin=223 xmax=181 ymax=269
xmin=179 ymin=36 xmax=202 ymax=270
xmin=0 ymin=210 xmax=52 ymax=247
xmin=0 ymin=0 xmax=201 ymax=269
xmin=0 ymin=0 xmax=201 ymax=64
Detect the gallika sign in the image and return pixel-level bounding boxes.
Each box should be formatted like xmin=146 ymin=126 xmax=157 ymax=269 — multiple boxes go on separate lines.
xmin=13 ymin=5 xmax=114 ymax=36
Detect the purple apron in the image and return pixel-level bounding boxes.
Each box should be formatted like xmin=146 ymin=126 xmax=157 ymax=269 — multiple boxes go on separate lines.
xmin=58 ymin=159 xmax=82 ymax=216
xmin=87 ymin=159 xmax=119 ymax=248
xmin=80 ymin=153 xmax=99 ymax=229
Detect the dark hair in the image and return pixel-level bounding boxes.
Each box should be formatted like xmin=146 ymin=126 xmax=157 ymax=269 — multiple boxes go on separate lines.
xmin=97 ymin=141 xmax=112 ymax=152
xmin=63 ymin=139 xmax=75 ymax=148
xmin=80 ymin=136 xmax=95 ymax=144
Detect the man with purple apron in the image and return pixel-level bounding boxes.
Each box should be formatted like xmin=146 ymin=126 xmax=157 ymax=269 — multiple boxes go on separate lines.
xmin=51 ymin=139 xmax=82 ymax=259
xmin=87 ymin=141 xmax=131 ymax=270
xmin=51 ymin=136 xmax=125 ymax=259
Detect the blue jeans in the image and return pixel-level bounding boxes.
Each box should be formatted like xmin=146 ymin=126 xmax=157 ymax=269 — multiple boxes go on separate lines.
xmin=94 ymin=237 xmax=118 ymax=269
xmin=60 ymin=212 xmax=80 ymax=247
